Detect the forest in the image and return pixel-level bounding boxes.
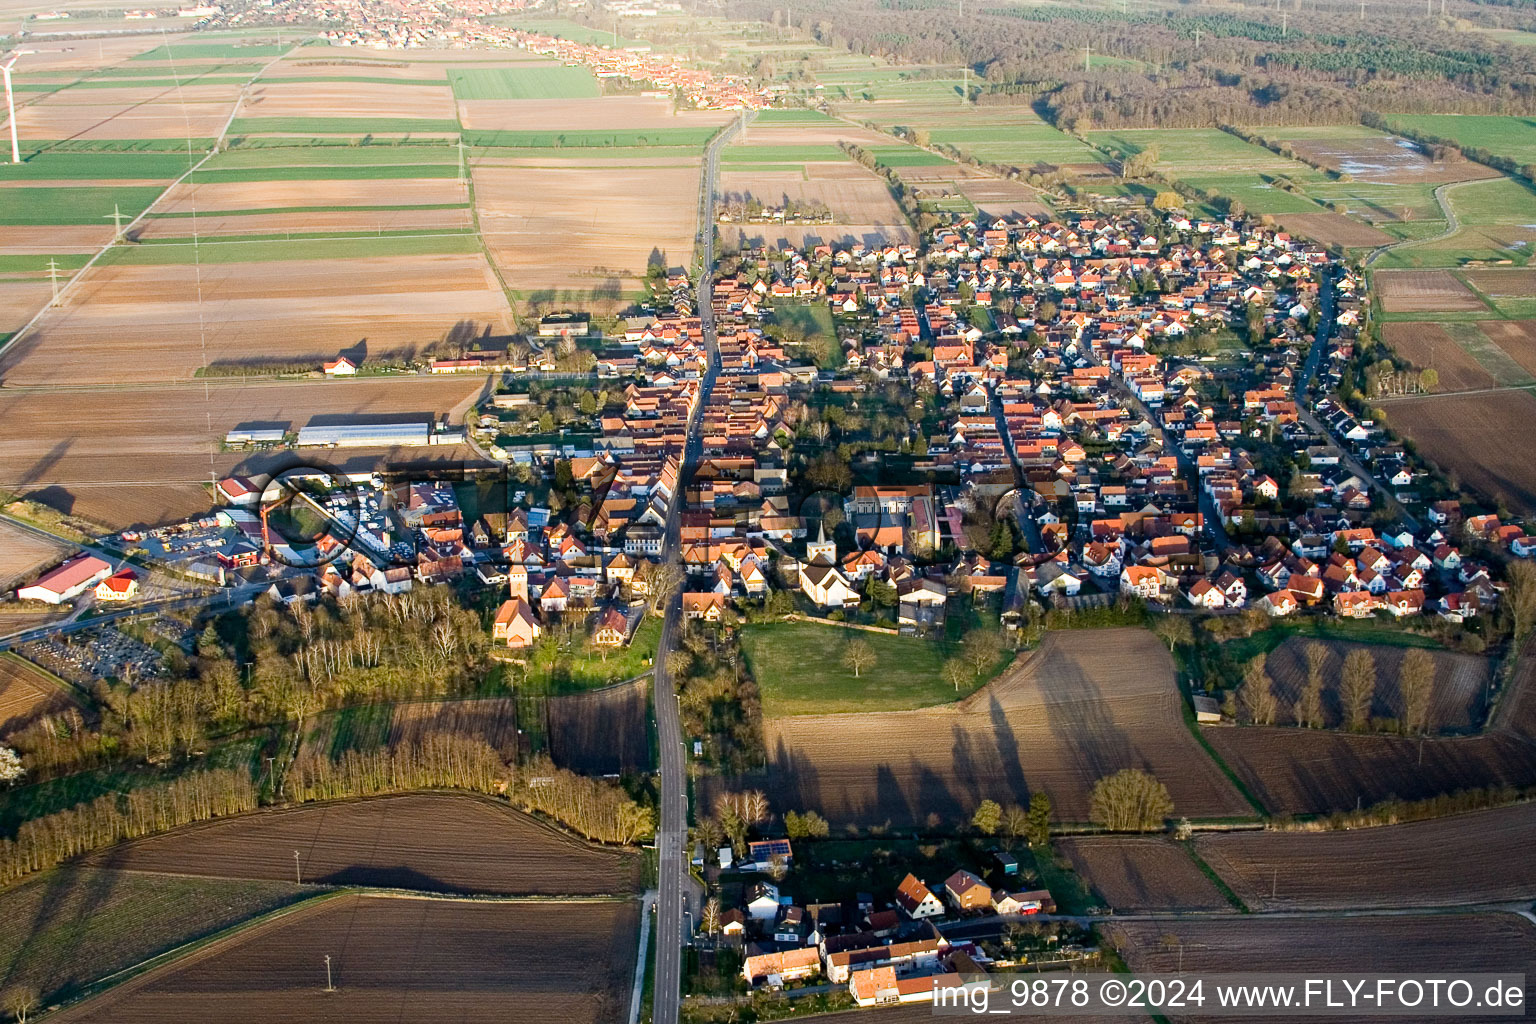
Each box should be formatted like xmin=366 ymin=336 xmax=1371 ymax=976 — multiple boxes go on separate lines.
xmin=729 ymin=0 xmax=1536 ymax=128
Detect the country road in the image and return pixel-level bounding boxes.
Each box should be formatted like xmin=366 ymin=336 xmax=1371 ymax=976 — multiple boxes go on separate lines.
xmin=650 ymin=108 xmax=755 ymax=1024
xmin=1362 ymin=177 xmax=1476 ymax=269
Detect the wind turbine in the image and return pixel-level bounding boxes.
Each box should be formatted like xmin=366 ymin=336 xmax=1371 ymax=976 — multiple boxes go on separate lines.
xmin=2 ymin=54 xmax=19 ymax=165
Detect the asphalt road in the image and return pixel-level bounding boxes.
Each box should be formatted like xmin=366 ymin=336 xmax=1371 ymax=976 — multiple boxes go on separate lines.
xmin=651 ymin=109 xmax=754 ymax=1024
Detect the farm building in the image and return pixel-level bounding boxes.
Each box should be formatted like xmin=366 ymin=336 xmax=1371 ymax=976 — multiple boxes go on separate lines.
xmin=95 ymin=569 xmax=139 ymax=601
xmin=17 ymin=555 xmax=112 ymax=604
xmin=297 ymin=421 xmax=431 ymax=448
xmin=216 ymin=476 xmax=262 ymax=506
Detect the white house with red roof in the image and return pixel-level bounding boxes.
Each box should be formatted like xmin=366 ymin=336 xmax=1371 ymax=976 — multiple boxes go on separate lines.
xmin=18 ymin=555 xmax=113 ymax=604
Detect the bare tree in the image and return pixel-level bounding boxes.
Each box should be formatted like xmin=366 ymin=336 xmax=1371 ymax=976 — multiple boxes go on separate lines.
xmin=701 ymin=896 xmax=721 ymax=936
xmin=1340 ymin=648 xmax=1377 ymax=731
xmin=4 ymin=985 xmax=39 ymax=1024
xmin=1239 ymin=654 xmax=1278 ymax=725
xmin=942 ymin=658 xmax=970 ymax=692
xmin=961 ymin=628 xmax=1003 ymax=677
xmin=1399 ymin=647 xmax=1435 ymax=735
xmin=647 ymin=561 xmax=684 ymax=614
xmin=841 ymin=637 xmax=876 ymax=678
xmin=1152 ymin=615 xmax=1192 ymax=652
xmin=1295 ymin=641 xmax=1328 ymax=728
xmin=1507 ymin=561 xmax=1536 ymax=647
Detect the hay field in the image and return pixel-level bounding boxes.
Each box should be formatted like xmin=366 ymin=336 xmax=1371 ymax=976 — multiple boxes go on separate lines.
xmin=1385 ymin=390 xmax=1536 ymax=512
xmin=11 ymin=84 xmax=244 ymax=140
xmin=1374 ymin=269 xmax=1483 ymax=312
xmin=475 ymin=162 xmax=700 ymax=299
xmin=1381 ymin=322 xmax=1496 ymax=391
xmin=1477 ymin=319 xmax=1536 ymax=379
xmin=243 ymin=80 xmax=457 ymax=121
xmin=1059 ymin=837 xmax=1232 ymax=912
xmin=0 ymin=519 xmax=72 ymax=591
xmin=1262 ymin=637 xmax=1489 ymax=732
xmin=0 ymin=652 xmax=78 ymax=737
xmin=546 ymin=676 xmax=651 ymax=776
xmin=51 ymin=895 xmax=640 ymax=1024
xmin=0 ymin=226 xmax=112 ymax=254
xmin=83 ymin=793 xmax=643 ymax=895
xmin=1196 ymin=802 xmax=1536 ymax=911
xmin=0 ymin=377 xmax=484 ymax=528
xmin=730 ymin=628 xmax=1251 ymax=826
xmin=1110 ymin=912 xmax=1536 ymax=1016
xmin=0 ymin=254 xmax=512 ymax=384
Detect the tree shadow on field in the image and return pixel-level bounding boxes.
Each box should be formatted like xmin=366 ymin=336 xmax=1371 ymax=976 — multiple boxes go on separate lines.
xmin=0 ymin=841 xmax=132 ymax=999
xmin=987 ymin=692 xmax=1029 ymax=803
xmin=767 ymin=733 xmax=820 ymax=818
xmin=317 ymin=863 xmax=454 ymax=894
xmin=1035 ymin=643 xmax=1138 ymax=799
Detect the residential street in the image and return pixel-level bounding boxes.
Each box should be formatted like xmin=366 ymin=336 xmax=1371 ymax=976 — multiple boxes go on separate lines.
xmin=651 ymin=108 xmax=755 ymax=1024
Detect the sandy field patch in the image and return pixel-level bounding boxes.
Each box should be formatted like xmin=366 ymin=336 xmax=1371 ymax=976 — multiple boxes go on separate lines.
xmin=52 ymin=895 xmax=640 ymax=1024
xmin=1386 ymin=389 xmax=1536 ymax=511
xmin=244 ymin=80 xmax=457 ymax=121
xmin=719 ymin=628 xmax=1251 ymax=826
xmin=276 ymin=60 xmax=449 ymax=79
xmin=0 ymin=280 xmax=53 ymax=333
xmin=0 ymin=377 xmax=484 ymax=527
xmin=1278 ymin=211 xmax=1392 ymax=247
xmin=133 ymin=205 xmax=473 ymax=239
xmin=721 ymin=224 xmax=913 ymax=250
xmin=155 ymin=176 xmax=467 ymax=212
xmin=1059 ymin=836 xmax=1232 ymax=912
xmin=0 ymin=36 xmax=184 ymax=70
xmin=721 ymin=164 xmax=910 ymax=236
xmin=1381 ymin=321 xmax=1496 ymax=391
xmin=0 ymin=253 xmax=512 ymax=384
xmin=475 ymin=162 xmax=699 ymax=299
xmin=1281 ymin=134 xmax=1501 ymax=184
xmin=458 ymin=95 xmax=732 ymax=133
xmin=731 ymin=121 xmax=901 ymax=149
xmin=13 ymin=98 xmax=237 ymax=140
xmin=1374 ymin=269 xmax=1484 ymax=312
xmin=1197 ymin=801 xmax=1536 ymax=911
xmin=1478 ymin=319 xmax=1536 ymax=378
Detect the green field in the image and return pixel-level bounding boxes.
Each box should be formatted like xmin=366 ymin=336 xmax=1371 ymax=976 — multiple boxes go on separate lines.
xmin=493 ymin=16 xmax=642 ymax=47
xmin=448 ymin=65 xmax=601 ymax=100
xmin=206 ymin=144 xmax=458 ymax=168
xmin=753 ymin=109 xmax=836 ymax=123
xmin=261 ymin=75 xmax=446 ymax=87
xmin=0 ymin=186 xmax=164 ymax=225
xmin=130 ymin=42 xmax=289 ymax=60
xmin=0 ymin=151 xmax=198 ymax=181
xmin=723 ymin=144 xmax=848 ymax=163
xmin=1090 ymin=128 xmax=1318 ymax=175
xmin=189 ymin=163 xmax=459 ymax=183
xmin=770 ymin=301 xmax=840 ymax=368
xmin=926 ymin=121 xmax=1104 ymax=167
xmin=523 ymin=614 xmax=661 ymax=693
xmin=465 ymin=127 xmax=717 ymax=149
xmin=742 ymin=621 xmax=1011 ymax=717
xmin=868 ymin=146 xmax=955 ymax=168
xmin=1374 ymin=177 xmax=1536 ymax=269
xmin=1386 ymin=114 xmax=1536 ymax=166
xmin=229 ymin=117 xmax=461 ymax=135
xmin=0 ymin=254 xmax=92 ymax=274
xmin=99 ymin=232 xmax=483 ymax=266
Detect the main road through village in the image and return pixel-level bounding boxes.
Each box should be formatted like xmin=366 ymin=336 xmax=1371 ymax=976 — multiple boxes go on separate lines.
xmin=650 ymin=109 xmax=756 ymax=1024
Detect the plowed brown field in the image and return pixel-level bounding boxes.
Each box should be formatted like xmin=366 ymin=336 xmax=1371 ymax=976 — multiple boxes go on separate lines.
xmin=1263 ymin=637 xmax=1488 ymax=732
xmin=1385 ymin=389 xmax=1536 ymax=512
xmin=1375 ymin=269 xmax=1483 ymax=312
xmin=0 ymin=377 xmax=484 ymax=528
xmin=1278 ymin=212 xmax=1392 ymax=247
xmin=1381 ymin=322 xmax=1496 ymax=391
xmin=1059 ymin=836 xmax=1232 ymax=912
xmin=1196 ymin=801 xmax=1536 ymax=910
xmin=1477 ymin=319 xmax=1536 ymax=379
xmin=0 ymin=254 xmax=512 ymax=384
xmin=723 ymin=628 xmax=1252 ymax=826
xmin=83 ymin=793 xmax=642 ymax=895
xmin=546 ymin=676 xmax=651 ymax=775
xmin=1111 ymin=913 xmax=1536 ymax=1022
xmin=0 ymin=653 xmax=78 ymax=737
xmin=51 ymin=895 xmax=639 ymax=1024
xmin=157 ymin=177 xmax=468 ymax=213
xmin=244 ymin=80 xmax=457 ymax=120
xmin=133 ymin=206 xmax=474 ymax=239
